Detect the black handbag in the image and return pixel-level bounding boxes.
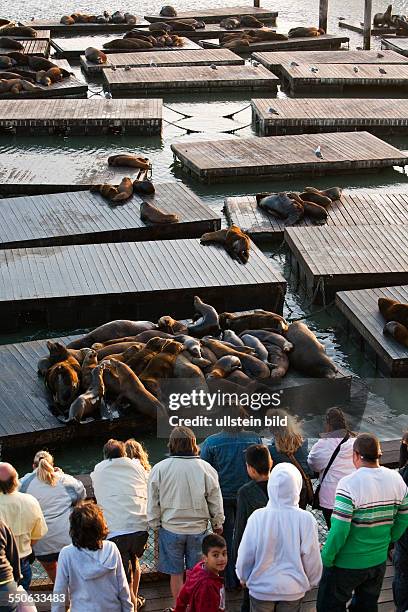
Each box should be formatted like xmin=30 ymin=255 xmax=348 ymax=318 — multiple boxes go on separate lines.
xmin=312 ymin=433 xmax=350 ymax=510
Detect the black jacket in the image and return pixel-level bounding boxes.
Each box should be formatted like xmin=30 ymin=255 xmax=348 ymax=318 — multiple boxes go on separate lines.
xmin=0 ymin=520 xmax=20 ymax=584
xmin=232 ymin=480 xmax=268 ymax=560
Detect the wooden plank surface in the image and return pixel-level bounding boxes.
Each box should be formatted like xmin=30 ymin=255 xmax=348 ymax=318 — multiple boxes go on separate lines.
xmin=0 ymin=98 xmax=162 ymax=134
xmin=336 ymin=285 xmax=408 ymax=376
xmin=144 ymin=6 xmax=278 ymax=23
xmin=0 ymin=39 xmax=48 ymax=56
xmin=171 ymin=131 xmax=408 ymax=183
xmin=382 ymin=36 xmax=408 ymax=57
xmin=103 ymin=64 xmax=278 ymax=93
xmin=52 ymin=36 xmax=201 ymax=58
xmin=202 ymin=34 xmax=349 ymax=52
xmin=285 ymin=225 xmax=408 ymax=301
xmin=0 ymin=59 xmax=86 ymax=99
xmin=251 ymin=97 xmax=408 ymax=135
xmin=0 ymin=184 xmax=221 ymax=248
xmin=81 ymin=48 xmax=244 ymax=74
xmin=225 ymin=192 xmax=408 ymax=241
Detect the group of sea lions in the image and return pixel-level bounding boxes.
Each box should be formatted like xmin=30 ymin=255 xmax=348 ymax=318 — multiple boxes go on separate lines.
xmin=372 ymin=4 xmax=408 ymax=35
xmin=379 ymin=297 xmax=408 ymax=348
xmin=200 ymin=225 xmax=251 ymax=264
xmin=257 ymin=186 xmax=342 ymax=226
xmin=60 ymin=11 xmax=137 ymax=26
xmin=0 ymin=53 xmax=71 ymax=95
xmin=103 ymin=29 xmax=184 ymax=51
xmin=148 ymin=19 xmax=205 ymax=34
xmin=218 ymin=26 xmax=325 ymax=51
xmin=0 ymin=24 xmax=38 ymax=37
xmin=38 ymin=297 xmax=338 ymax=423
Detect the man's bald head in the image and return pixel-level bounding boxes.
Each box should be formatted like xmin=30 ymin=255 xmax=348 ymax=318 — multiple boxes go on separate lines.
xmin=0 ymin=462 xmax=18 ymax=494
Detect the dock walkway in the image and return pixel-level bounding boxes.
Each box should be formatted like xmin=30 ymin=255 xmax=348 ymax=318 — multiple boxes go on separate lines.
xmin=171 ymin=131 xmax=408 ymax=183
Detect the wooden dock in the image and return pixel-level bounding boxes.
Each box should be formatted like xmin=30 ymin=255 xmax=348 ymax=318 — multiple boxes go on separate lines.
xmin=252 ymin=49 xmax=408 ymax=76
xmin=280 ymin=62 xmax=408 ymax=94
xmin=6 ymin=29 xmax=51 ymax=40
xmin=103 ymin=64 xmax=278 ymax=95
xmin=0 ymin=152 xmax=148 ymax=195
xmin=0 ymin=184 xmax=221 ymax=248
xmin=144 ymin=6 xmax=278 ymax=24
xmin=80 ymin=48 xmax=244 ymax=75
xmin=224 ymin=191 xmax=408 ymax=242
xmin=251 ymin=97 xmax=408 ymax=136
xmin=0 ymin=38 xmax=48 ymax=57
xmin=171 ymin=131 xmax=408 ymax=184
xmin=382 ymin=36 xmax=408 ymax=57
xmin=202 ymin=34 xmax=349 ymax=52
xmin=51 ymin=36 xmax=201 ymax=59
xmin=285 ymin=225 xmax=408 ymax=303
xmin=0 ymin=238 xmax=286 ymax=332
xmin=336 ymin=285 xmax=408 ymax=376
xmin=20 ymin=19 xmax=145 ymax=34
xmin=339 ymin=20 xmax=397 ymax=35
xmin=0 ymin=98 xmax=162 ymax=135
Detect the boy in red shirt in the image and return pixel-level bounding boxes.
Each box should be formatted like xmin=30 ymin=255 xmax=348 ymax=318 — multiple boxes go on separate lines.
xmin=174 ymin=534 xmax=227 ymax=612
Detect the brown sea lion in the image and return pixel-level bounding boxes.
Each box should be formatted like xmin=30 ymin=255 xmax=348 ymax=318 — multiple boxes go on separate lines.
xmin=207 ymin=355 xmax=242 ymax=379
xmin=0 ymin=37 xmax=24 ymax=50
xmin=139 ymin=339 xmax=185 ymax=395
xmin=103 ymin=38 xmax=153 ymax=50
xmin=378 ymin=297 xmax=408 ymax=327
xmin=111 ymin=11 xmax=126 ymax=23
xmin=7 ymin=51 xmax=28 ymax=65
xmin=97 ymin=342 xmax=145 ymax=360
xmin=111 ymin=177 xmax=133 ymax=204
xmin=373 ymin=5 xmax=394 ymax=27
xmin=245 ymin=29 xmax=288 ymax=41
xmin=239 ymin=329 xmax=293 ymax=352
xmin=200 ymin=225 xmax=250 ymax=264
xmin=60 ymin=15 xmax=75 ymax=25
xmin=85 ymin=47 xmax=107 ymax=64
xmin=35 ymin=71 xmax=51 ymax=86
xmin=188 ymin=296 xmax=220 ymax=338
xmin=108 ymin=154 xmax=150 ymax=169
xmin=298 ymin=191 xmax=332 ymax=207
xmin=288 ymin=192 xmax=327 ymax=221
xmin=158 ymin=316 xmax=188 ymax=335
xmin=240 ymin=334 xmax=269 ymax=362
xmin=160 ymin=5 xmax=177 ymax=17
xmin=221 ymin=39 xmax=250 ymax=51
xmin=140 ymin=201 xmax=179 ymax=224
xmin=240 ymin=15 xmax=264 ymax=27
xmin=117 ymin=337 xmax=172 ymax=375
xmin=133 ymin=179 xmax=155 ymax=196
xmin=220 ymin=311 xmax=288 ymax=335
xmin=2 ymin=26 xmax=37 ymax=37
xmin=45 ymin=354 xmax=81 ymax=408
xmin=63 ymin=364 xmax=106 ymax=423
xmin=81 ymin=348 xmax=98 ymax=390
xmin=124 ymin=13 xmax=137 ymax=25
xmin=123 ymin=31 xmax=156 ymax=42
xmin=285 ymin=321 xmax=337 ymax=378
xmin=0 ymin=56 xmax=15 ymax=69
xmin=132 ymin=330 xmax=172 ymax=343
xmin=0 ymin=78 xmax=42 ymax=94
xmin=200 ymin=345 xmax=218 ymax=365
xmin=67 ymin=320 xmax=156 ymax=349
xmin=28 ymin=56 xmax=70 ymax=75
xmin=37 ymin=341 xmax=87 ymax=376
xmin=149 ymin=23 xmax=171 ymax=33
xmin=201 ymin=337 xmax=270 ymax=378
xmin=267 ymin=344 xmax=289 ymax=379
xmin=288 ymin=27 xmax=325 ymax=38
xmin=222 ymin=329 xmax=245 ymax=347
xmin=220 ymin=17 xmax=241 ymax=29
xmin=90 ymin=183 xmax=118 ymax=201
xmin=257 ymin=193 xmax=304 ymax=226
xmin=383 ymin=321 xmax=408 ymax=348
xmin=0 ymin=71 xmax=34 ymax=81
xmin=304 ymin=186 xmax=342 ymax=201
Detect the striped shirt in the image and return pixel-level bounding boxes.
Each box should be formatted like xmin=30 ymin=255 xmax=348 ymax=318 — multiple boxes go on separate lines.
xmin=321 ymin=466 xmax=408 ymax=569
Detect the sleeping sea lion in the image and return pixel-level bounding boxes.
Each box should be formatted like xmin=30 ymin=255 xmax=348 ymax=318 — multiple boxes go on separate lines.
xmin=132 ymin=330 xmax=172 ymax=344
xmin=67 ymin=320 xmax=156 ymax=349
xmin=0 ymin=55 xmax=15 ymax=69
xmin=60 ymin=15 xmax=75 ymax=25
xmin=0 ymin=37 xmax=24 ymax=50
xmin=216 ymin=341 xmax=255 ymax=355
xmin=383 ymin=321 xmax=408 ymax=348
xmin=200 ymin=225 xmax=250 ymax=264
xmin=244 ymin=29 xmax=288 ymax=42
xmin=240 ymin=15 xmax=264 ymax=27
xmin=140 ymin=201 xmax=179 ymax=224
xmin=35 ymin=71 xmax=51 ymax=86
xmin=285 ymin=321 xmax=337 ymax=378
xmin=287 ymin=191 xmax=327 ymax=222
xmin=187 ymin=296 xmax=220 ymax=338
xmin=108 ymin=154 xmax=150 ymax=170
xmin=220 ymin=17 xmax=241 ymax=29
xmin=173 ymin=335 xmax=202 ymax=358
xmin=81 ymin=348 xmax=98 ymax=390
xmin=0 ymin=77 xmax=43 ymax=94
xmin=240 ymin=334 xmax=269 ymax=362
xmin=160 ymin=5 xmax=177 ymax=17
xmin=7 ymin=51 xmax=28 ymax=65
xmin=139 ymin=339 xmax=185 ymax=395
xmin=307 ymin=186 xmax=342 ymax=202
xmin=267 ymin=344 xmax=289 ymax=379
xmin=124 ymin=13 xmax=137 ymax=25
xmin=63 ymin=364 xmax=106 ymax=423
xmin=158 ymin=316 xmax=188 ymax=335
xmin=133 ymin=179 xmax=155 ymax=196
xmin=219 ymin=311 xmax=288 ymax=335
xmin=149 ymin=23 xmax=172 ymax=33
xmin=258 ymin=193 xmax=304 ymax=226
xmin=111 ymin=11 xmax=126 ymax=23
xmin=288 ymin=27 xmax=325 ymax=38
xmin=222 ymin=329 xmax=245 ymax=347
xmin=116 ymin=337 xmax=172 ymax=375
xmin=221 ymin=39 xmax=250 ymax=51
xmin=2 ymin=26 xmax=37 ymax=37
xmin=0 ymin=71 xmax=34 ymax=81
xmin=111 ymin=177 xmax=133 ymax=204
xmin=85 ymin=47 xmax=107 ymax=64
xmin=37 ymin=341 xmax=87 ymax=376
xmin=103 ymin=38 xmax=153 ymax=50
xmin=239 ymin=329 xmax=293 ymax=352
xmin=207 ymin=355 xmax=242 ymax=379
xmin=201 ymin=337 xmax=270 ymax=378
xmin=298 ymin=191 xmax=332 ymax=207
xmin=97 ymin=342 xmax=144 ymax=360
xmin=378 ymin=297 xmax=408 ymax=327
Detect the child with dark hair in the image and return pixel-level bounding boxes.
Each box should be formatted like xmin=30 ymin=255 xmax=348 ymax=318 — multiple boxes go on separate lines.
xmin=174 ymin=533 xmax=227 ymax=612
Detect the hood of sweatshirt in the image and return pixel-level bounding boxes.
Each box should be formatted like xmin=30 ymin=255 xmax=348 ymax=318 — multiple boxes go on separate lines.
xmin=184 ymin=561 xmax=223 ymax=595
xmin=77 ymin=542 xmax=118 ymax=580
xmin=267 ymin=462 xmax=302 ymax=509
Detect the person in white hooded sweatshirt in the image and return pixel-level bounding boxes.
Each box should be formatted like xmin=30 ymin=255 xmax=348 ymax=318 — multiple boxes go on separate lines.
xmin=235 ymin=463 xmax=322 ymax=612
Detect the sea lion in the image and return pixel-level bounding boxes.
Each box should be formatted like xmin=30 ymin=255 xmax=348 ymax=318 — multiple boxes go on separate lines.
xmin=97 ymin=342 xmax=145 ymax=360
xmin=103 ymin=359 xmax=166 ymax=418
xmin=158 ymin=316 xmax=188 ymax=335
xmin=239 ymin=329 xmax=293 ymax=352
xmin=304 ymin=186 xmax=342 ymax=201
xmin=257 ymin=192 xmax=304 ymax=226
xmin=108 ymin=154 xmax=150 ymax=170
xmin=378 ymin=297 xmax=408 ymax=327
xmin=2 ymin=26 xmax=37 ymax=37
xmin=207 ymin=355 xmax=242 ymax=379
xmin=267 ymin=344 xmax=290 ymax=379
xmin=200 ymin=225 xmax=250 ymax=264
xmin=111 ymin=11 xmax=126 ymax=24
xmin=116 ymin=337 xmax=172 ymax=375
xmin=37 ymin=342 xmax=86 ymax=376
xmin=103 ymin=38 xmax=154 ymax=50
xmin=219 ymin=311 xmax=288 ymax=335
xmin=133 ymin=179 xmax=155 ymax=196
xmin=220 ymin=17 xmax=241 ymax=29
xmin=215 ymin=341 xmax=254 ymax=355
xmin=7 ymin=51 xmax=28 ymax=65
xmin=244 ymin=29 xmax=288 ymax=42
xmin=160 ymin=5 xmax=177 ymax=17
xmin=111 ymin=177 xmax=133 ymax=204
xmin=173 ymin=335 xmax=202 ymax=358
xmin=139 ymin=339 xmax=185 ymax=395
xmin=81 ymin=348 xmax=98 ymax=390
xmin=221 ymin=39 xmax=250 ymax=51
xmin=149 ymin=22 xmax=172 ymax=33
xmin=45 ymin=353 xmax=81 ymax=408
xmin=60 ymin=15 xmax=75 ymax=25
xmin=201 ymin=337 xmax=270 ymax=378
xmin=63 ymin=364 xmax=106 ymax=423
xmin=140 ymin=201 xmax=179 ymax=224
xmin=383 ymin=321 xmax=408 ymax=348
xmin=90 ymin=183 xmax=118 ymax=201
xmin=35 ymin=71 xmax=51 ymax=86
xmin=123 ymin=31 xmax=156 ymax=42
xmin=0 ymin=38 xmax=24 ymax=50
xmin=298 ymin=191 xmax=332 ymax=207
xmin=0 ymin=56 xmax=15 ymax=69
xmin=0 ymin=78 xmax=43 ymax=94
xmin=67 ymin=320 xmax=156 ymax=349
xmin=0 ymin=71 xmax=34 ymax=81
xmin=85 ymin=47 xmax=107 ymax=64
xmin=124 ymin=13 xmax=137 ymax=25
xmin=95 ymin=15 xmax=109 ymax=24
xmin=373 ymin=4 xmax=394 ymax=27
xmin=132 ymin=330 xmax=172 ymax=343
xmin=222 ymin=329 xmax=245 ymax=347
xmin=287 ymin=191 xmax=327 ymax=222
xmin=285 ymin=321 xmax=337 ymax=378
xmin=241 ymin=334 xmax=269 ymax=362
xmin=288 ymin=27 xmax=325 ymax=38
xmin=240 ymin=15 xmax=264 ymax=27
xmin=187 ymin=296 xmax=220 ymax=338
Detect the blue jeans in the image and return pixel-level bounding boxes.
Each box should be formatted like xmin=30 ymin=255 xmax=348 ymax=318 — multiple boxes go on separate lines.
xmin=0 ymin=581 xmax=18 ymax=612
xmin=157 ymin=527 xmax=206 ymax=575
xmin=317 ymin=563 xmax=386 ymax=612
xmin=19 ymin=557 xmax=32 ymax=592
xmin=393 ymin=566 xmax=408 ymax=612
xmin=223 ymin=498 xmax=239 ymax=590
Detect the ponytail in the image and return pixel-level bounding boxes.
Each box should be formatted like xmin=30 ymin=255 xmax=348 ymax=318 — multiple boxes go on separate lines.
xmin=125 ymin=439 xmax=151 ymax=472
xmin=34 ymin=451 xmax=58 ymax=486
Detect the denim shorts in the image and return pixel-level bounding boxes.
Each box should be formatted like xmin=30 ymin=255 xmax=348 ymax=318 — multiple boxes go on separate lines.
xmin=157 ymin=527 xmax=207 ymax=575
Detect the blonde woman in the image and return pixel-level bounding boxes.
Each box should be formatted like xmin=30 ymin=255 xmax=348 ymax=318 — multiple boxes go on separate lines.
xmin=19 ymin=450 xmax=85 ymax=582
xmin=125 ymin=439 xmax=151 ymax=474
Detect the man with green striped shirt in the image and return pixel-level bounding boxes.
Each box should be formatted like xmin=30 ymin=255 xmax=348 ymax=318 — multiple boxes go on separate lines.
xmin=317 ymin=433 xmax=408 ymax=611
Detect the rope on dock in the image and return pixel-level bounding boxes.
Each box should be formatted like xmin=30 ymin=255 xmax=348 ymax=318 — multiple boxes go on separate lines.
xmin=162 ymin=104 xmax=193 ymax=119
xmin=162 ymin=119 xmax=202 ymax=134
xmin=223 ymin=103 xmax=252 ymax=119
xmin=222 ymin=123 xmax=252 ymax=134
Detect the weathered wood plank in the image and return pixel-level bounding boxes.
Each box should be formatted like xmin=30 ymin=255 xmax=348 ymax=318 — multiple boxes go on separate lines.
xmin=144 ymin=7 xmax=278 ymax=24
xmin=0 ymin=59 xmax=86 ymax=99
xmin=382 ymin=36 xmax=408 ymax=57
xmin=0 ymin=39 xmax=49 ymax=57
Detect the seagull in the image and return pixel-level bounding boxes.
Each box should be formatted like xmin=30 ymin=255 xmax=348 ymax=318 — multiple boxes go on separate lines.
xmin=149 ymin=61 xmax=157 ymax=67
xmin=315 ymin=146 xmax=323 ymax=159
xmin=252 ymin=60 xmax=260 ymax=67
xmin=290 ymin=60 xmax=299 ymax=67
xmin=353 ymin=66 xmax=359 ymax=73
xmin=105 ymin=91 xmax=113 ymax=99
xmin=210 ymin=64 xmax=218 ymax=70
xmin=377 ymin=52 xmax=384 ymax=58
xmin=356 ymin=46 xmax=363 ymax=50
xmin=379 ymin=67 xmax=387 ymax=74
xmin=124 ymin=65 xmax=131 ymax=71
xmin=111 ymin=65 xmax=116 ymax=71
xmin=268 ymin=107 xmax=280 ymax=115
xmin=311 ymin=66 xmax=319 ymax=73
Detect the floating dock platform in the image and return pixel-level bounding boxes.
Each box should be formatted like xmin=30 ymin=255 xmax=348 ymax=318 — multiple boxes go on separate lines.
xmin=51 ymin=36 xmax=201 ymax=59
xmin=103 ymin=64 xmax=278 ymax=94
xmin=336 ymin=286 xmax=408 ymax=376
xmin=81 ymin=48 xmax=244 ymax=75
xmin=280 ymin=62 xmax=408 ymax=94
xmin=0 ymin=238 xmax=286 ymax=331
xmin=171 ymin=131 xmax=408 ymax=183
xmin=381 ymin=36 xmax=408 ymax=57
xmin=202 ymin=34 xmax=349 ymax=52
xmin=0 ymin=38 xmax=49 ymax=56
xmin=144 ymin=6 xmax=278 ymax=24
xmin=19 ymin=19 xmax=145 ymax=34
xmin=129 ymin=24 xmax=257 ymax=41
xmin=0 ymin=98 xmax=162 ymax=135
xmin=338 ymin=20 xmax=398 ymax=35
xmin=251 ymin=98 xmax=408 ymax=136
xmin=224 ymin=191 xmax=408 ymax=242
xmin=285 ymin=225 xmax=408 ymax=303
xmin=0 ymin=184 xmax=221 ymax=249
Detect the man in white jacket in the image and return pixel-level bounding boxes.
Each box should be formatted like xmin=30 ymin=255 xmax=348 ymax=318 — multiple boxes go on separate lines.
xmin=236 ymin=463 xmax=322 ymax=611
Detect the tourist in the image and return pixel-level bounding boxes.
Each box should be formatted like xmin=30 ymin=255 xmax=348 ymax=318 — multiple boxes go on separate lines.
xmin=233 ymin=444 xmax=272 ymax=612
xmin=125 ymin=439 xmax=151 ymax=472
xmin=393 ymin=431 xmax=408 ymax=612
xmin=317 ymin=433 xmax=408 ymax=612
xmin=200 ymin=407 xmax=261 ymax=589
xmin=266 ymin=409 xmax=314 ymax=509
xmin=174 ymin=533 xmax=227 ymax=612
xmin=52 ymin=500 xmax=133 ymax=612
xmin=236 ymin=462 xmax=322 ymax=611
xmin=91 ymin=439 xmax=148 ymax=610
xmin=307 ymin=407 xmax=355 ymax=528
xmin=147 ymin=426 xmax=224 ymax=606
xmin=0 ymin=463 xmax=47 ymax=591
xmin=19 ymin=450 xmax=86 ymax=583
xmin=0 ymin=519 xmax=20 ymax=612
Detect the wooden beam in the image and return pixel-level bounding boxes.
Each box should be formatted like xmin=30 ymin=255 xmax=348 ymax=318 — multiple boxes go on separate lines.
xmin=254 ymin=0 xmax=260 ymax=6
xmin=319 ymin=0 xmax=329 ymax=32
xmin=363 ymin=0 xmax=372 ymax=50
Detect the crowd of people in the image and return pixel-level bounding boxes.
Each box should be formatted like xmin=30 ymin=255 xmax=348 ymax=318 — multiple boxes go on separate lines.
xmin=0 ymin=408 xmax=407 ymax=612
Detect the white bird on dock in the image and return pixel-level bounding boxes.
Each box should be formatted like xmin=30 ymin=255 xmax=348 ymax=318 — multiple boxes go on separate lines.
xmin=290 ymin=61 xmax=299 ymax=67
xmin=111 ymin=66 xmax=116 ymax=71
xmin=310 ymin=66 xmax=319 ymax=73
xmin=105 ymin=91 xmax=113 ymax=99
xmin=379 ymin=67 xmax=387 ymax=74
xmin=210 ymin=64 xmax=218 ymax=70
xmin=268 ymin=107 xmax=280 ymax=115
xmin=315 ymin=146 xmax=323 ymax=159
xmin=252 ymin=60 xmax=260 ymax=67
xmin=353 ymin=66 xmax=359 ymax=73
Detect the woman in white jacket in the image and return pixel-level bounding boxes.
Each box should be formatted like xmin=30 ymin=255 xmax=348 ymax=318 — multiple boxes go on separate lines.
xmin=307 ymin=407 xmax=355 ymax=528
xmin=235 ymin=462 xmax=322 ymax=612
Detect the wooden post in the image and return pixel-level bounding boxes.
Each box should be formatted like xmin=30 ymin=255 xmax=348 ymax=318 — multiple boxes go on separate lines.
xmin=319 ymin=0 xmax=329 ymax=33
xmin=253 ymin=0 xmax=260 ymax=6
xmin=363 ymin=0 xmax=372 ymax=50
